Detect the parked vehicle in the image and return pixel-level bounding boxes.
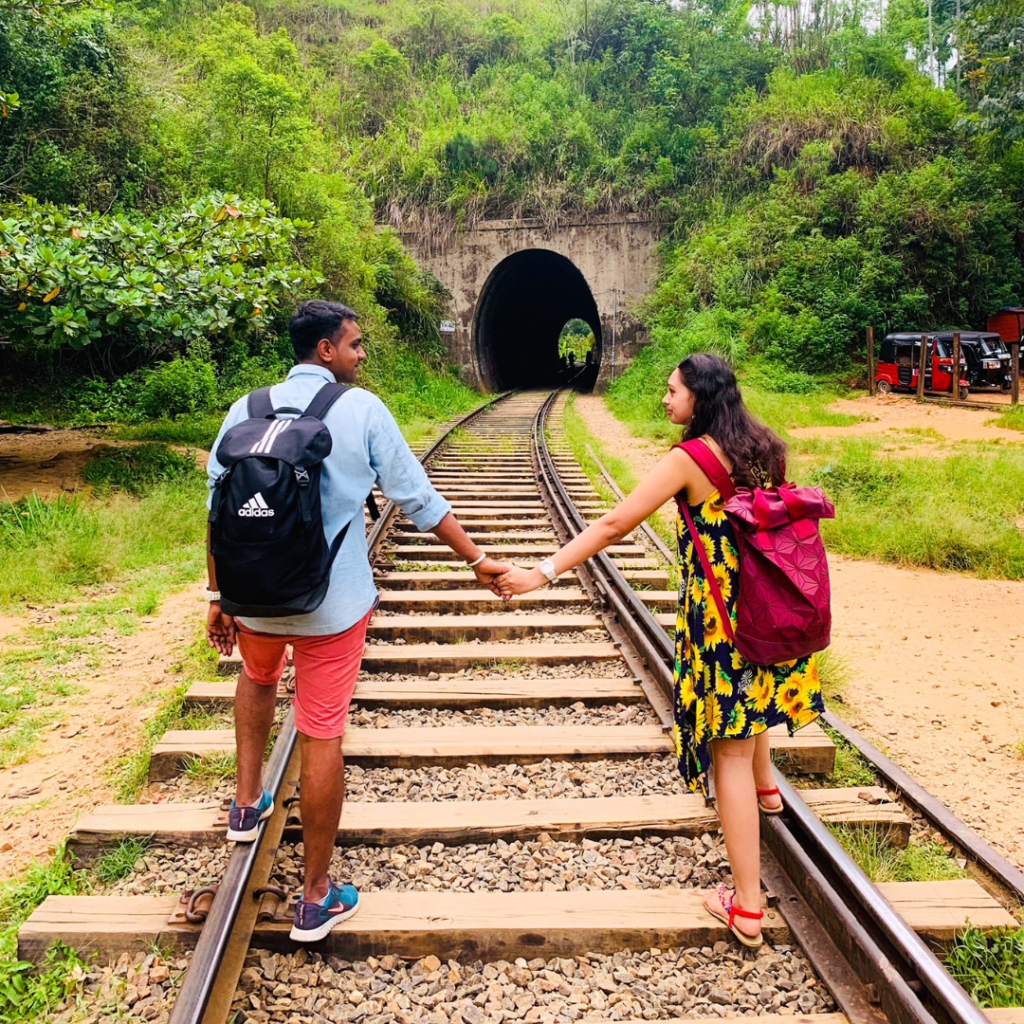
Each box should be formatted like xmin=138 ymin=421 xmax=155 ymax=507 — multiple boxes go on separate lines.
xmin=952 ymin=333 xmax=1012 ymax=392
xmin=875 ymin=334 xmax=970 ymax=399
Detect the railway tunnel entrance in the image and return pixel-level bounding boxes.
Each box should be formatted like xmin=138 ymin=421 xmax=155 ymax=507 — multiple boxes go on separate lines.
xmin=474 ymin=249 xmax=602 ymax=391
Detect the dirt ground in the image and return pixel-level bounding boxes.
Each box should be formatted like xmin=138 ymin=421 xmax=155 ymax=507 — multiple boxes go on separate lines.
xmin=790 ymin=392 xmax=1024 ymax=445
xmin=574 ymin=393 xmax=1024 ymax=870
xmin=0 ymin=584 xmax=207 ymax=877
xmin=0 ymin=426 xmax=113 ymax=502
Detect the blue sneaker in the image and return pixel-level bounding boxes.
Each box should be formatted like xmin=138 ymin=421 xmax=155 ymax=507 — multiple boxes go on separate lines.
xmin=226 ymin=789 xmax=274 ymax=842
xmin=290 ymin=879 xmax=360 ymax=943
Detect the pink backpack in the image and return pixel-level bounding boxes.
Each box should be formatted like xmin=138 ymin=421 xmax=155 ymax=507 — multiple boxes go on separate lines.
xmin=675 ymin=438 xmax=835 ymax=666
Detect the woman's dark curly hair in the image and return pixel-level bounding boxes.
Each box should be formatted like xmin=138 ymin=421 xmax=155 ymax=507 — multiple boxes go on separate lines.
xmin=678 ymin=353 xmax=787 ymax=489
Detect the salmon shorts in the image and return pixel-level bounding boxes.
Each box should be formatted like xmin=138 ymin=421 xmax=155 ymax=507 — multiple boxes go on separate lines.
xmin=236 ymin=608 xmax=372 ymax=740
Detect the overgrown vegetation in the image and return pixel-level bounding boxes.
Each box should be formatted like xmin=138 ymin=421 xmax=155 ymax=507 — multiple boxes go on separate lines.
xmin=0 ymin=844 xmax=90 ymax=1024
xmin=948 ymin=926 xmax=1024 ymax=1008
xmin=93 ymin=837 xmax=152 ymax=885
xmin=829 ymin=825 xmax=967 ymax=883
xmin=0 ymin=457 xmax=206 ymax=612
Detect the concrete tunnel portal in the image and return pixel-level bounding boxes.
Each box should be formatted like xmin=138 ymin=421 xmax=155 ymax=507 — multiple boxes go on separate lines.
xmin=474 ymin=249 xmax=602 ymax=391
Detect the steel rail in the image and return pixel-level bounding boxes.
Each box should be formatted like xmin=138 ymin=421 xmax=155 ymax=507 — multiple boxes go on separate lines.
xmin=533 ymin=392 xmax=676 ymax=715
xmin=767 ymin=771 xmax=991 ymax=1024
xmin=584 ymin=442 xmax=676 ymax=564
xmin=531 ymin=388 xmax=994 ymax=1024
xmin=822 ymin=711 xmax=1024 ymax=904
xmin=169 ymin=390 xmax=515 ymax=1024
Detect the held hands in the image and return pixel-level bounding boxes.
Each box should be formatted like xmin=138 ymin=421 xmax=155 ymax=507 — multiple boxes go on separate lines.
xmin=496 ymin=565 xmax=545 ymax=597
xmin=206 ymin=602 xmax=237 ymax=655
xmin=473 ymin=556 xmax=514 ymax=600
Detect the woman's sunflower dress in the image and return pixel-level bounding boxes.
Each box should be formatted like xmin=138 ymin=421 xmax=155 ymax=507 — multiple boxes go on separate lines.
xmin=672 ymin=488 xmax=825 ymax=795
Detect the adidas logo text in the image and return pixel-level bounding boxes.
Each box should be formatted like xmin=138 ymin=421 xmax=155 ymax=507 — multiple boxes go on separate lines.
xmin=239 ymin=492 xmax=275 ymax=517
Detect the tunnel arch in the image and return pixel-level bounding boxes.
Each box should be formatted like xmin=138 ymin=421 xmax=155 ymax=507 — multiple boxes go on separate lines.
xmin=474 ymin=249 xmax=602 ymax=391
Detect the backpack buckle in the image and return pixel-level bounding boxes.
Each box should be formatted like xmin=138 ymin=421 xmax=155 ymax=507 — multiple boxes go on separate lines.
xmin=294 ymin=467 xmax=310 ymax=487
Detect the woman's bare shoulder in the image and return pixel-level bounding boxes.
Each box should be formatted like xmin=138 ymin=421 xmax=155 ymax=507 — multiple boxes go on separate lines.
xmin=696 ymin=434 xmax=734 ymax=474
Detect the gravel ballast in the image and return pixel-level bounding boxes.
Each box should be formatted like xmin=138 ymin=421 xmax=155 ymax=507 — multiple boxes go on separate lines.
xmin=271 ymin=833 xmax=730 ymax=895
xmin=233 ymin=945 xmax=835 ymax=1023
xmin=149 ymin=754 xmax=684 ymax=806
xmin=348 ymin=704 xmax=658 ymax=730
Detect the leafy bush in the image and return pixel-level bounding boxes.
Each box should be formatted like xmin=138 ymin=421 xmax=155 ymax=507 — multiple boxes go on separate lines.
xmin=0 ymin=195 xmax=318 ymax=363
xmin=82 ymin=443 xmax=201 ymax=496
xmin=138 ymin=359 xmax=217 ymax=418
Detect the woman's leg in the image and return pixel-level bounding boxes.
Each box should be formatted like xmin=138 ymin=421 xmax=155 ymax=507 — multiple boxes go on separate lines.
xmin=707 ymin=736 xmax=762 ymax=938
xmin=753 ymin=729 xmax=782 ymax=811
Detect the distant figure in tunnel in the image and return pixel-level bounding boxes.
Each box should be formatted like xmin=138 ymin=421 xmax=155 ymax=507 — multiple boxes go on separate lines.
xmin=498 ymin=354 xmax=827 ymax=949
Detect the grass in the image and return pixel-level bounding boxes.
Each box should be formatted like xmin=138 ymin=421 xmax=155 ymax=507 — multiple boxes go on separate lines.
xmin=0 ymin=479 xmax=207 ymax=613
xmin=0 ymin=843 xmax=92 ymax=1024
xmin=606 ymin=361 xmax=864 ymax=444
xmin=829 ymin=824 xmax=967 ymax=883
xmin=110 ymin=415 xmax=223 ymax=449
xmin=0 ymin=459 xmax=209 ymax=765
xmin=810 ymin=439 xmax=1024 ymax=578
xmin=81 ymin=443 xmax=201 ymax=497
xmin=947 ymin=926 xmax=1024 ymax=1008
xmin=988 ymin=405 xmax=1024 ymax=432
xmin=816 ymin=647 xmax=851 ymax=703
xmin=110 ymin=630 xmax=220 ymax=802
xmin=1013 ymin=737 xmax=1024 ymax=759
xmin=561 ymin=394 xmax=679 ymax=570
xmin=181 ymin=751 xmax=238 ymax=783
xmin=94 ymin=837 xmax=153 ymax=885
xmin=795 ymin=723 xmax=877 ymax=789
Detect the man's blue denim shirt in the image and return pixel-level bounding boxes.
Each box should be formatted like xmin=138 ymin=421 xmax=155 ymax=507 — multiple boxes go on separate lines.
xmin=207 ymin=363 xmax=451 ymax=636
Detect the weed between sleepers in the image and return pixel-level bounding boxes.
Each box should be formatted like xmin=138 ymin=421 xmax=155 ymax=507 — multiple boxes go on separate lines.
xmin=827 ymin=824 xmax=966 ymax=883
xmin=94 ymin=837 xmax=154 ymax=885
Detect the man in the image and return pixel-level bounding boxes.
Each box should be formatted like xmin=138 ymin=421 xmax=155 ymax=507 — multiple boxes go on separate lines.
xmin=205 ymin=299 xmax=508 ymax=943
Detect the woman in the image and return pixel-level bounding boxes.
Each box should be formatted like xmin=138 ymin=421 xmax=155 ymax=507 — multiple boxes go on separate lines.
xmin=498 ymin=353 xmax=824 ymax=948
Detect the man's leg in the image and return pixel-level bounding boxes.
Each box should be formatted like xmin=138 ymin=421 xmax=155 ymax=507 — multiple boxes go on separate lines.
xmin=235 ymin=668 xmax=278 ymax=807
xmin=298 ymin=734 xmax=345 ymax=902
xmin=290 ymin=609 xmax=372 ymax=903
xmin=234 ymin=626 xmax=289 ymax=808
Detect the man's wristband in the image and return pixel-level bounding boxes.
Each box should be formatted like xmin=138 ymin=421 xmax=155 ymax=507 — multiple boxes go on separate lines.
xmin=467 ymin=552 xmax=487 ymax=568
xmin=204 ymin=587 xmax=221 ymax=603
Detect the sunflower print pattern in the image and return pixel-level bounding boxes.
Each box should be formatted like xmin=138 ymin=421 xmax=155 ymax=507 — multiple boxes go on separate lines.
xmin=672 ymin=490 xmax=824 ymax=795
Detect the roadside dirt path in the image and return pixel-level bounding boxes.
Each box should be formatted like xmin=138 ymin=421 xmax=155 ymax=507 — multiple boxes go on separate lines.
xmin=0 ymin=585 xmax=206 ymax=879
xmin=790 ymin=392 xmax=1024 ymax=444
xmin=574 ymin=393 xmax=1024 ymax=869
xmin=0 ymin=426 xmax=209 ymax=502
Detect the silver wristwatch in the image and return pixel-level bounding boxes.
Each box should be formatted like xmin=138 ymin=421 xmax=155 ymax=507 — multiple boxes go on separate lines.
xmin=538 ymin=558 xmax=558 ymax=584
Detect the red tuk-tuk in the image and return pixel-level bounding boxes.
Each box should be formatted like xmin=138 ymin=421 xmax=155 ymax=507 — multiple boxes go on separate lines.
xmin=875 ymin=333 xmax=970 ymax=399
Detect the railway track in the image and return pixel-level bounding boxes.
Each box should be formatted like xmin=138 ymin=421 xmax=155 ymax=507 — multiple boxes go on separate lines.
xmin=20 ymin=388 xmax=1023 ymax=1024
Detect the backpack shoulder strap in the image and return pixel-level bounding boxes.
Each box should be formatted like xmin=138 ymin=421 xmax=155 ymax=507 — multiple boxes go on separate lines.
xmin=678 ymin=498 xmax=736 ymax=644
xmin=677 ymin=438 xmax=737 ymax=500
xmin=302 ymin=382 xmax=351 ymax=422
xmin=248 ymin=387 xmax=275 ymax=420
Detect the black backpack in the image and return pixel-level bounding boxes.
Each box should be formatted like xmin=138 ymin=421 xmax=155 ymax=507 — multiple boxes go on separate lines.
xmin=209 ymin=383 xmax=366 ymax=618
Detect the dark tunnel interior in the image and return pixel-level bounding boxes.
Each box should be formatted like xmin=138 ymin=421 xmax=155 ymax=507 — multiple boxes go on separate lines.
xmin=474 ymin=249 xmax=602 ymax=390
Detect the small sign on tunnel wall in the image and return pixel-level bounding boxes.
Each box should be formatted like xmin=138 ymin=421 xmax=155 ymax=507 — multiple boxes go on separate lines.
xmin=439 ymin=320 xmax=456 ymax=334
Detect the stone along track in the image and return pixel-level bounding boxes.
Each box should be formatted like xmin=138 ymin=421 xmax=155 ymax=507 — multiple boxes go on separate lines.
xmin=20 ymin=390 xmax=1021 ymax=1024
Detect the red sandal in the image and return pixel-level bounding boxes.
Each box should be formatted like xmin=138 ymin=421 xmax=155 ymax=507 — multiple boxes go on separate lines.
xmin=757 ymin=786 xmax=784 ymax=815
xmin=704 ymin=884 xmax=764 ymax=949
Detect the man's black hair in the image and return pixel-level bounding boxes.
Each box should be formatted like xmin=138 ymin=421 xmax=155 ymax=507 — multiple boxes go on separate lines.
xmin=290 ymin=300 xmax=359 ymax=361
